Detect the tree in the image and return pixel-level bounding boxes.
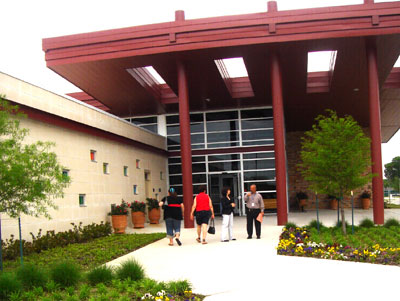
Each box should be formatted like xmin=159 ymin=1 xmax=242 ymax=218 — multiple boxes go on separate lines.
xmin=0 ymin=95 xmax=70 ymax=219
xmin=384 ymin=157 xmax=400 ymax=193
xmin=299 ymin=110 xmax=374 ymax=234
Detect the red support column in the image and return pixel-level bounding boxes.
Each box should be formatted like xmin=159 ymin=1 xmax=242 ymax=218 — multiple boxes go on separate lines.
xmin=177 ymin=58 xmax=194 ymax=228
xmin=366 ymin=38 xmax=384 ymax=225
xmin=270 ymin=49 xmax=288 ymax=226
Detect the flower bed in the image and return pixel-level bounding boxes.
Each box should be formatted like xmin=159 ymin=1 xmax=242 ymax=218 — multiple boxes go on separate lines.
xmin=277 ymin=226 xmax=400 ymax=265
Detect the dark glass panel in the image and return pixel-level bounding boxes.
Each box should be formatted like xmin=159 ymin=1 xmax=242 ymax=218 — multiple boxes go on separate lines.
xmin=207 ymin=142 xmax=240 ymax=148
xmin=168 ymin=165 xmax=182 ymax=174
xmin=166 ymin=115 xmax=180 ymax=124
xmin=242 ymin=130 xmax=274 ymax=140
xmin=169 ymin=175 xmax=182 ymax=185
xmin=206 ymin=111 xmax=238 ymax=121
xmin=207 ymin=131 xmax=239 ymax=143
xmin=192 ymin=163 xmax=206 ymax=173
xmin=243 ymin=152 xmax=275 ymax=159
xmin=208 ymin=154 xmax=240 ymax=161
xmin=206 ymin=120 xmax=239 ymax=132
xmin=243 ymin=170 xmax=275 ymax=181
xmin=208 ymin=161 xmax=240 ymax=172
xmin=243 ymin=159 xmax=275 ymax=170
xmin=244 ymin=181 xmax=276 ymax=192
xmin=193 ymin=174 xmax=207 ymax=183
xmin=241 ymin=119 xmax=273 ymax=130
xmin=241 ymin=109 xmax=273 ymax=119
xmin=130 ymin=116 xmax=157 ymax=125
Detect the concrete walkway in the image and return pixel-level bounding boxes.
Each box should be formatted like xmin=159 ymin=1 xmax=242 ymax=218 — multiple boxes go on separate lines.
xmin=107 ymin=210 xmax=400 ymax=300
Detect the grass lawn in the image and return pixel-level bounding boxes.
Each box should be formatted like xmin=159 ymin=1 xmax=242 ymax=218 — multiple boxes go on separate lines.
xmin=277 ymin=225 xmax=400 ymax=266
xmin=385 ymin=203 xmax=400 ymax=208
xmin=3 ymin=233 xmax=165 ymax=272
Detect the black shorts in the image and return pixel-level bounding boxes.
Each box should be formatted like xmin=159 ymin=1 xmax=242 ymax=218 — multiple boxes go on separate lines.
xmin=195 ymin=210 xmax=211 ymax=225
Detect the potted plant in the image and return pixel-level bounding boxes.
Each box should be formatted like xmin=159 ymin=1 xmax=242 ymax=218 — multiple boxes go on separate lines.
xmin=296 ymin=191 xmax=308 ymax=212
xmin=146 ymin=198 xmax=161 ymax=224
xmin=360 ymin=191 xmax=371 ymax=210
xmin=130 ymin=201 xmax=146 ymax=228
xmin=109 ymin=200 xmax=129 ymax=234
xmin=328 ymin=195 xmax=338 ymax=210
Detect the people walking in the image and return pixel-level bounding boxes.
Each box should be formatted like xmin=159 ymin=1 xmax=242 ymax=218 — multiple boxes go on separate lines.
xmin=221 ymin=187 xmax=236 ymax=242
xmin=190 ymin=185 xmax=215 ymax=244
xmin=159 ymin=187 xmax=184 ymax=246
xmin=244 ymin=184 xmax=264 ymax=239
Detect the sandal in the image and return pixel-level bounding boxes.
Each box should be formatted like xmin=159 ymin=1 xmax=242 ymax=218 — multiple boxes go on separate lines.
xmin=175 ymin=238 xmax=182 ymax=246
xmin=168 ymin=243 xmax=174 ymax=246
xmin=202 ymin=239 xmax=207 ymax=244
xmin=196 ymin=237 xmax=201 ymax=243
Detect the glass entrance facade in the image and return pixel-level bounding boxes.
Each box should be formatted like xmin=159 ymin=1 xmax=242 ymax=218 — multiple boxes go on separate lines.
xmin=126 ymin=107 xmax=276 ymax=215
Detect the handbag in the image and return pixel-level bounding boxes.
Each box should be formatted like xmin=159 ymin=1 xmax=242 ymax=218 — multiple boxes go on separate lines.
xmin=208 ymin=218 xmax=216 ymax=235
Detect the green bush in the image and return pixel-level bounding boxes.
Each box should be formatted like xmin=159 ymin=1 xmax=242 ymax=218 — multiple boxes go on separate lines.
xmin=50 ymin=261 xmax=81 ymax=288
xmin=2 ymin=221 xmax=112 ymax=260
xmin=335 ymin=220 xmax=349 ymax=228
xmin=87 ymin=265 xmax=114 ymax=286
xmin=307 ymin=220 xmax=324 ymax=229
xmin=0 ymin=272 xmax=22 ymax=300
xmin=284 ymin=222 xmax=297 ymax=229
xmin=166 ymin=279 xmax=192 ymax=295
xmin=384 ymin=218 xmax=400 ymax=228
xmin=359 ymin=218 xmax=375 ymax=228
xmin=115 ymin=259 xmax=145 ymax=281
xmin=16 ymin=263 xmax=48 ymax=289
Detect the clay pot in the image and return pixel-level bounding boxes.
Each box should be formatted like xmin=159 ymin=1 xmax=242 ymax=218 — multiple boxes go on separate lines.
xmin=299 ymin=199 xmax=307 ymax=207
xmin=131 ymin=211 xmax=145 ymax=228
xmin=362 ymin=198 xmax=371 ymax=210
xmin=330 ymin=199 xmax=338 ymax=210
xmin=111 ymin=215 xmax=127 ymax=234
xmin=148 ymin=208 xmax=161 ymax=224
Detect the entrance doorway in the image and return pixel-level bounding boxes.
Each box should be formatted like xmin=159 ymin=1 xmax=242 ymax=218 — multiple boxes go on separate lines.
xmin=208 ymin=173 xmax=242 ymax=216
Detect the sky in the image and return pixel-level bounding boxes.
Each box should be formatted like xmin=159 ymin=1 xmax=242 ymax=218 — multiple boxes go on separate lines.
xmin=0 ymin=0 xmax=399 ymax=170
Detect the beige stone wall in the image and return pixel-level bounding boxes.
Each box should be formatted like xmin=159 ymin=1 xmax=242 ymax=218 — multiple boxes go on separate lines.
xmin=286 ymin=130 xmax=372 ymax=211
xmin=0 ymin=72 xmax=168 ymax=239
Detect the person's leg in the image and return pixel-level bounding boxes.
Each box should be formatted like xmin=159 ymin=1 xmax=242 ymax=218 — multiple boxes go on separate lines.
xmin=229 ymin=213 xmax=234 ymax=240
xmin=196 ymin=224 xmax=201 ymax=242
xmin=221 ymin=214 xmax=229 ymax=241
xmin=201 ymin=223 xmax=208 ymax=243
xmin=255 ymin=209 xmax=261 ymax=238
xmin=173 ymin=219 xmax=182 ymax=246
xmin=165 ymin=218 xmax=174 ymax=245
xmin=246 ymin=209 xmax=253 ymax=238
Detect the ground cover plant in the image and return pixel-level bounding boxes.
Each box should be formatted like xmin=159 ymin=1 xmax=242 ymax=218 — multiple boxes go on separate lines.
xmin=0 ymin=232 xmax=204 ymax=300
xmin=2 ymin=233 xmax=165 ymax=272
xmin=277 ymin=220 xmax=400 ymax=266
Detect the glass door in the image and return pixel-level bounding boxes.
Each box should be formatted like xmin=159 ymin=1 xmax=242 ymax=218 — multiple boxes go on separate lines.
xmin=208 ymin=173 xmax=240 ymax=216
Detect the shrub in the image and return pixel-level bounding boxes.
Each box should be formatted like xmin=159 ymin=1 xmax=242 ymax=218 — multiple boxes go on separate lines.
xmin=307 ymin=220 xmax=324 ymax=229
xmin=335 ymin=220 xmax=349 ymax=228
xmin=384 ymin=218 xmax=400 ymax=228
xmin=2 ymin=221 xmax=112 ymax=260
xmin=115 ymin=259 xmax=145 ymax=281
xmin=50 ymin=261 xmax=81 ymax=288
xmin=87 ymin=265 xmax=114 ymax=286
xmin=284 ymin=222 xmax=297 ymax=229
xmin=16 ymin=263 xmax=48 ymax=289
xmin=166 ymin=280 xmax=192 ymax=295
xmin=0 ymin=272 xmax=22 ymax=300
xmin=359 ymin=218 xmax=375 ymax=228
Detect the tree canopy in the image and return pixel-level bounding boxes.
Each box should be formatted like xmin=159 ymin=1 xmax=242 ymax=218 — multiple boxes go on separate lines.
xmin=0 ymin=95 xmax=70 ymax=219
xmin=384 ymin=156 xmax=400 ymax=192
xmin=299 ymin=110 xmax=373 ymax=198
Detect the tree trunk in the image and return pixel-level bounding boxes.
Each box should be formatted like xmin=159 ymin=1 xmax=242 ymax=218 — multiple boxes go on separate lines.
xmin=340 ymin=202 xmax=346 ymax=235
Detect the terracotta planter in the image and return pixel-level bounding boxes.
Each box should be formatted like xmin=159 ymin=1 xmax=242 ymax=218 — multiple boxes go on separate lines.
xmin=330 ymin=199 xmax=338 ymax=210
xmin=362 ymin=198 xmax=371 ymax=210
xmin=131 ymin=211 xmax=145 ymax=228
xmin=111 ymin=215 xmax=128 ymax=234
xmin=148 ymin=208 xmax=161 ymax=224
xmin=299 ymin=199 xmax=307 ymax=207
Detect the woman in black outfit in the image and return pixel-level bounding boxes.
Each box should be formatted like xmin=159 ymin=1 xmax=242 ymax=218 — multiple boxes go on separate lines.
xmin=159 ymin=188 xmax=184 ymax=246
xmin=220 ymin=187 xmax=236 ymax=242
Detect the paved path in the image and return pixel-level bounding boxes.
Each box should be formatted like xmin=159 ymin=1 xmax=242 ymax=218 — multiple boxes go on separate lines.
xmin=107 ymin=212 xmax=400 ymax=300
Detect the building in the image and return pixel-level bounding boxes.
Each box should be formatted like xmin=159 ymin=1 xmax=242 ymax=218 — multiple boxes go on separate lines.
xmin=0 ymin=72 xmax=167 ymax=238
xmin=28 ymin=0 xmax=400 ymax=228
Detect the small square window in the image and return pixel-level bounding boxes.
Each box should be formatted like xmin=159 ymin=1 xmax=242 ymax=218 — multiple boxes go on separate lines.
xmin=90 ymin=150 xmax=96 ymax=162
xmin=123 ymin=166 xmax=128 ymax=176
xmin=160 ymin=171 xmax=164 ymax=180
xmin=103 ymin=163 xmax=109 ymax=174
xmin=133 ymin=185 xmax=138 ymax=195
xmin=79 ymin=194 xmax=86 ymax=207
xmin=62 ymin=169 xmax=70 ymax=178
xmin=136 ymin=159 xmax=140 ymax=169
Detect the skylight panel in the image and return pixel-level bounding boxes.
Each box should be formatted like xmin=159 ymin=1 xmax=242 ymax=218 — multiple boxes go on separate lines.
xmin=307 ymin=50 xmax=337 ymax=72
xmin=220 ymin=57 xmax=249 ymax=78
xmin=144 ymin=66 xmax=166 ymax=84
xmin=394 ymin=55 xmax=400 ymax=68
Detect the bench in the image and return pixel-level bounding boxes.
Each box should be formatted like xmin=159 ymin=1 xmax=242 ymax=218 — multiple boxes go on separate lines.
xmin=263 ymin=198 xmax=277 ymax=209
